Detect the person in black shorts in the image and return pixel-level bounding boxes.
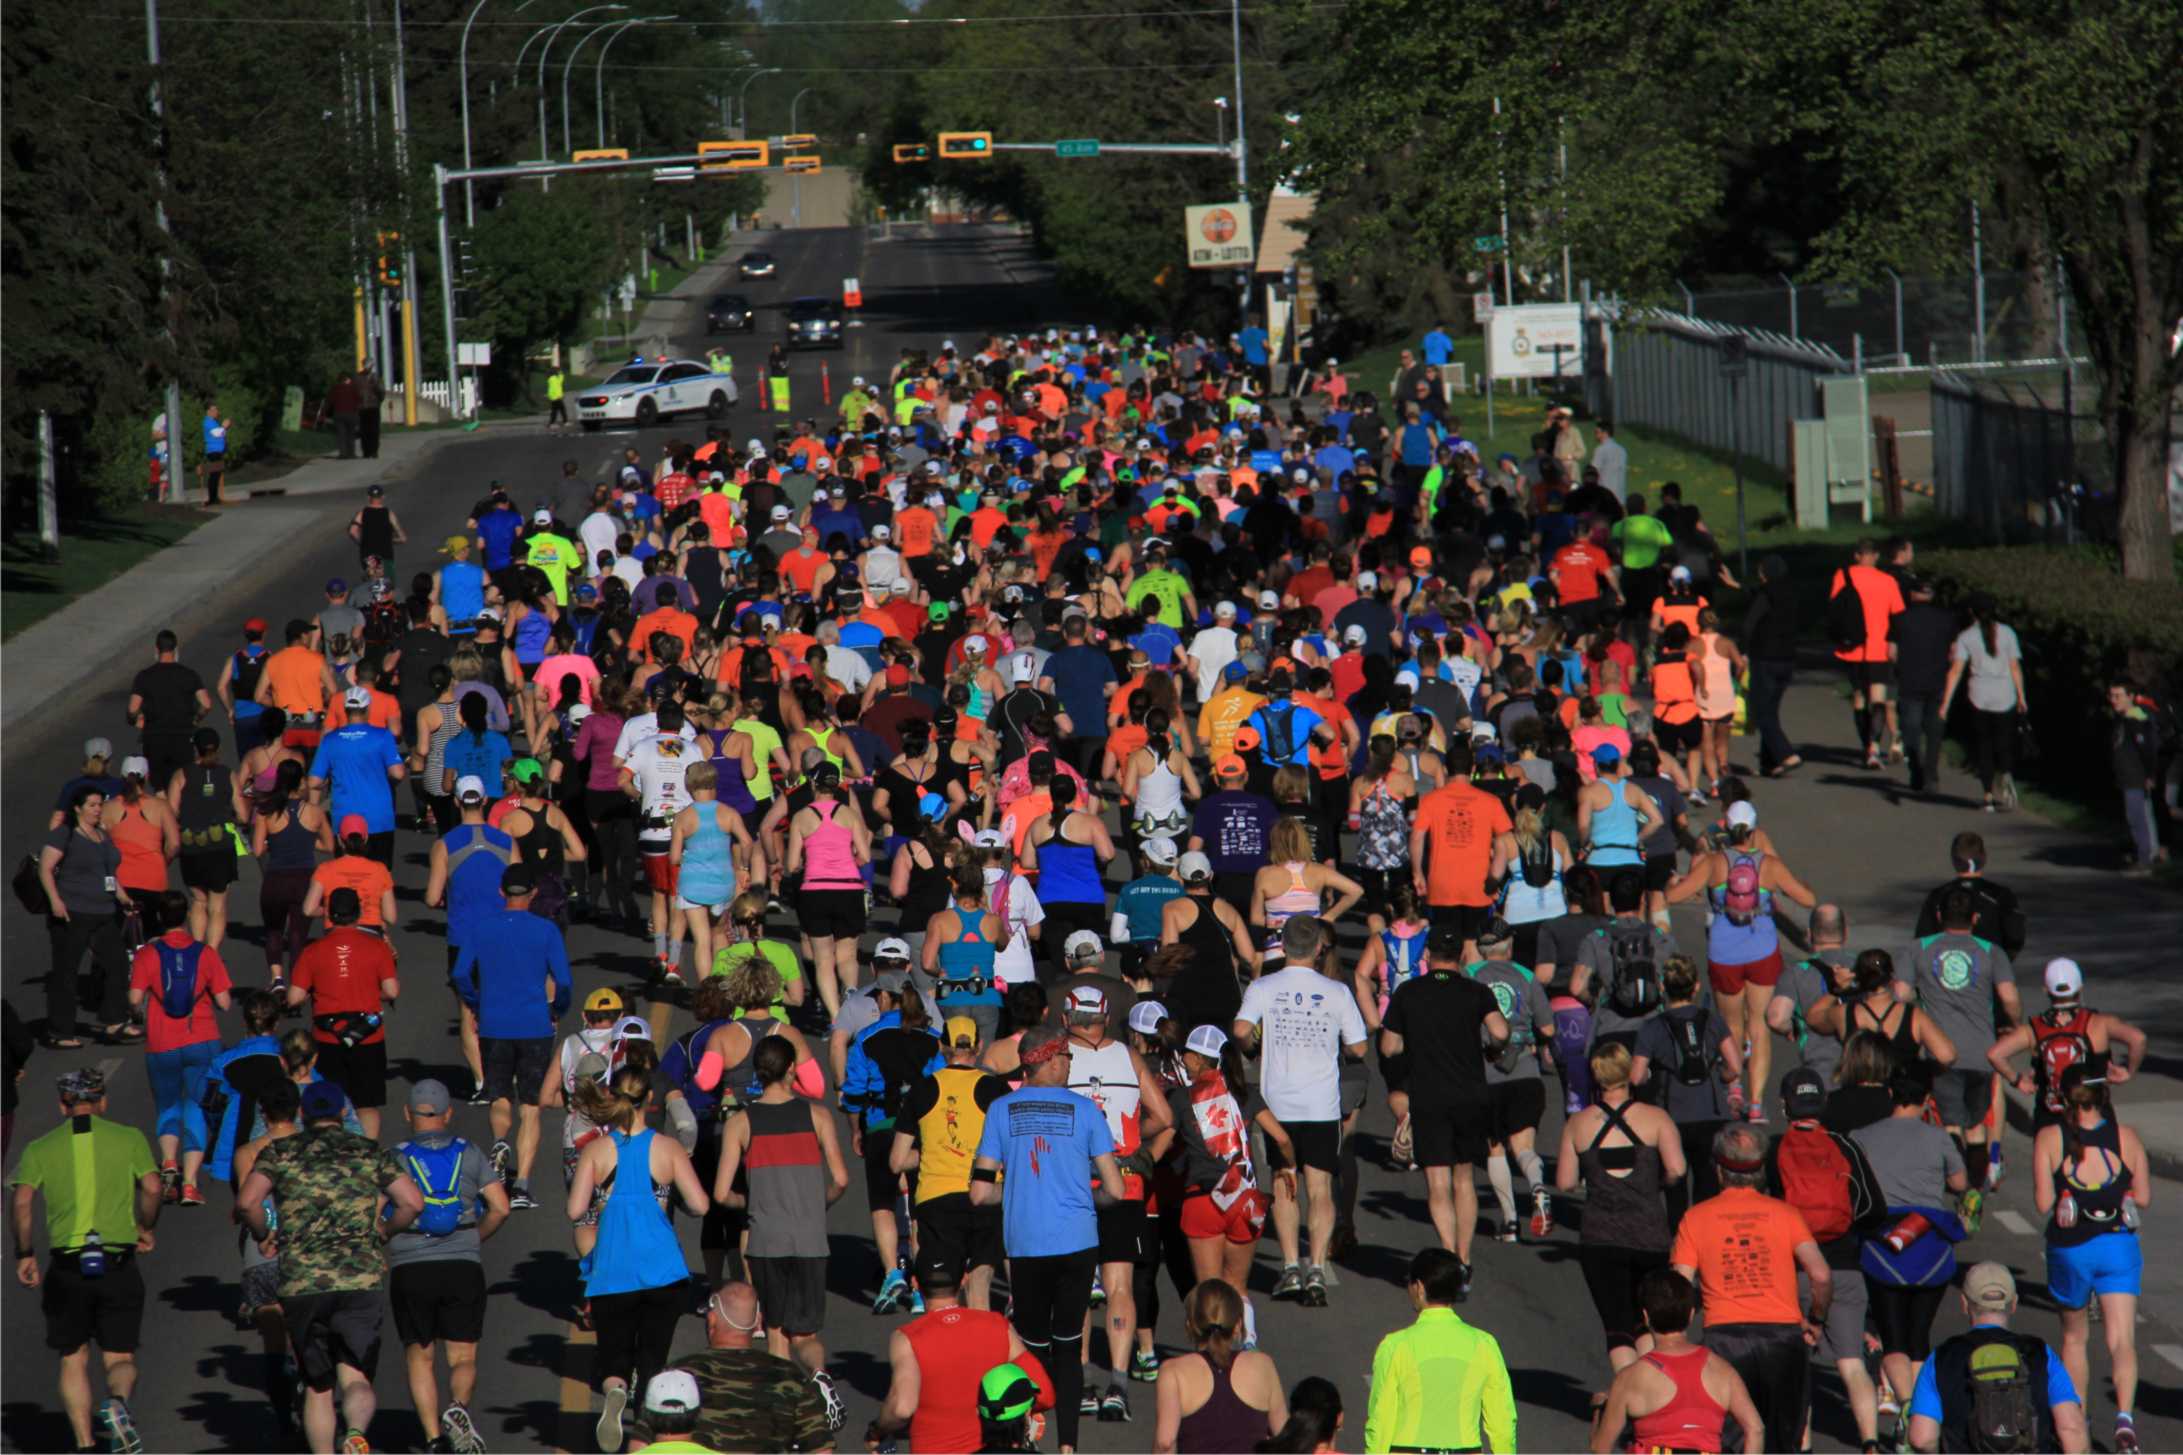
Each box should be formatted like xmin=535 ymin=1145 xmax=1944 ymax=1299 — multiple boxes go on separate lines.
xmin=1379 ymin=923 xmax=1510 ymax=1299
xmin=892 ymin=1017 xmax=1010 ymax=1310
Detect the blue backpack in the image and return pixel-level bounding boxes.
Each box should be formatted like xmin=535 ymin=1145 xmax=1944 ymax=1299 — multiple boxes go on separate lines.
xmin=155 ymin=941 xmax=205 ymax=1020
xmin=402 ymin=1138 xmax=477 ymax=1238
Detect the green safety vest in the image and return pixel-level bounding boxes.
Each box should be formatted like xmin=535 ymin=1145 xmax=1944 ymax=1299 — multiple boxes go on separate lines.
xmin=706 ymin=351 xmax=733 ymax=374
xmin=768 ymin=376 xmax=790 ymax=410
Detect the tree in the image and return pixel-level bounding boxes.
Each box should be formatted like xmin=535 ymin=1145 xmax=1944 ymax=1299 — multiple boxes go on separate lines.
xmin=1756 ymin=0 xmax=2181 ymax=581
xmin=469 ymin=180 xmax=616 ymax=362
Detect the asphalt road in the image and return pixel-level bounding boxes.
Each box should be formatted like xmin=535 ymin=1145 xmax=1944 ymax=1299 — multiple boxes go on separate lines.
xmin=6 ymin=224 xmax=2181 ymax=1454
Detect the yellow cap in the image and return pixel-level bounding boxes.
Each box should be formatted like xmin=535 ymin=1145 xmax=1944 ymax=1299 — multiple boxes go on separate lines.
xmin=944 ymin=1015 xmax=980 ymax=1048
xmin=584 ymin=988 xmax=625 ymax=1013
xmin=441 ymin=533 xmax=472 ymax=554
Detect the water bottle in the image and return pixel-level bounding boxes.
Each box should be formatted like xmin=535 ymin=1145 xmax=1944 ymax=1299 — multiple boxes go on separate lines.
xmin=2121 ymin=1196 xmax=2139 ymax=1231
xmin=78 ymin=1229 xmax=106 ymax=1280
xmin=2056 ymin=1190 xmax=2078 ymax=1230
xmin=1881 ymin=1211 xmax=1933 ymax=1253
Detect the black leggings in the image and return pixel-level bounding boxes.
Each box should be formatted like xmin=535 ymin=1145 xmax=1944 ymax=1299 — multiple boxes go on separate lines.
xmin=1009 ymin=1248 xmax=1096 ymax=1448
xmin=1666 ymin=1119 xmax=1725 ymax=1232
xmin=47 ymin=913 xmax=126 ymax=1032
xmin=587 ymin=790 xmax=640 ymax=919
xmin=1133 ymin=1207 xmax=1197 ymax=1354
xmin=260 ymin=867 xmax=314 ymax=975
xmin=591 ymin=1282 xmax=686 ymax=1398
xmin=1972 ymin=708 xmax=2018 ymax=793
xmin=1577 ymin=1243 xmax=1670 ymax=1351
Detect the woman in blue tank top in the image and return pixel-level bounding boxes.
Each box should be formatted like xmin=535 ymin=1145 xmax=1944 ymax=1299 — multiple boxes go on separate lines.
xmin=925 ymin=863 xmax=1005 ymax=1044
xmin=671 ymin=760 xmax=749 ymax=982
xmin=1022 ymin=775 xmax=1115 ymax=981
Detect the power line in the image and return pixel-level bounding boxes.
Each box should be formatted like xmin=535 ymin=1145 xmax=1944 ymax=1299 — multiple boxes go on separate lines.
xmin=82 ymin=3 xmax=1340 ymax=29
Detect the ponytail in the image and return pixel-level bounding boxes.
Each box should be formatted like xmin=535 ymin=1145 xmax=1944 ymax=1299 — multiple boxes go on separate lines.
xmin=572 ymin=1065 xmax=650 ymax=1133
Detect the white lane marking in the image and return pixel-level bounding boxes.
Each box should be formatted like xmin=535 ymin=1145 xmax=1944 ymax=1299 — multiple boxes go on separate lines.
xmin=2155 ymin=1344 xmax=2183 ymax=1374
xmin=1995 ymin=1209 xmax=2034 ymax=1236
xmin=97 ymin=1057 xmax=124 ymax=1080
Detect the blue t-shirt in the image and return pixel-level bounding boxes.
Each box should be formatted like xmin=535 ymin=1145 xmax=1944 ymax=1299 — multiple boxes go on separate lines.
xmin=1908 ymin=1339 xmax=2076 ymax=1423
xmin=441 ymin=823 xmax=514 ymax=946
xmin=1239 ymin=327 xmax=1270 ymax=366
xmin=450 ymin=909 xmax=572 ymax=1039
xmin=1045 ymin=644 xmax=1117 ymax=739
xmin=1117 ymin=874 xmax=1184 ymax=943
xmin=310 ymin=723 xmax=403 ymax=833
xmin=1129 ymin=623 xmax=1185 ymax=673
xmin=476 ymin=510 xmax=523 ymax=571
xmin=202 ymin=414 xmax=228 ymax=456
xmin=443 ymin=729 xmax=513 ymax=796
xmin=1245 ymin=699 xmax=1324 ymax=766
xmin=1422 ymin=329 xmax=1455 ymax=365
xmin=1314 ymin=444 xmax=1356 ymax=479
xmin=1191 ymin=790 xmax=1281 ymax=876
xmin=975 ymin=1085 xmax=1114 ymax=1258
xmin=439 ymin=560 xmax=486 ymax=626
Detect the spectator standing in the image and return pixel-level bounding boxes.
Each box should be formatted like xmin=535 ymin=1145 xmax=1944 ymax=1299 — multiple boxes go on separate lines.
xmin=200 ymin=403 xmax=229 ymax=506
xmin=1590 ymin=422 xmax=1629 ymax=505
xmin=355 ymin=368 xmax=383 ymax=460
xmin=2105 ymin=681 xmax=2166 ymax=873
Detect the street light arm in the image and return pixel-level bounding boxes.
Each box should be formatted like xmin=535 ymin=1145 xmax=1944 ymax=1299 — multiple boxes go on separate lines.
xmin=737 ymin=65 xmax=781 ymax=134
xmin=539 ymin=4 xmax=627 ymax=88
xmin=594 ymin=15 xmax=674 ymax=150
xmin=459 ymin=0 xmax=541 ymax=227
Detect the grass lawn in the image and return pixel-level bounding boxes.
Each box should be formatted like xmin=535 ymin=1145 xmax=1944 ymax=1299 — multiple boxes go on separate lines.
xmin=2 ymin=504 xmax=213 ymax=640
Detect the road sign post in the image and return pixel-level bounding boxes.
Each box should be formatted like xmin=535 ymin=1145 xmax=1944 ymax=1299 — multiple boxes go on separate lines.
xmin=1054 ymin=139 xmax=1101 ymax=158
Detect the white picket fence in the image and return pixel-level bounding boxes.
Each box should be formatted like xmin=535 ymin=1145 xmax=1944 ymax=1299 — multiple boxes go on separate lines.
xmin=418 ymin=378 xmax=480 ymax=419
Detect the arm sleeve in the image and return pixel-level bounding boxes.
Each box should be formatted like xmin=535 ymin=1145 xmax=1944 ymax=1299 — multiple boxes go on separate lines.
xmin=2045 ymin=1346 xmax=2079 ymax=1407
xmin=1012 ymin=1347 xmax=1057 ymax=1411
xmin=1364 ymin=1334 xmax=1402 ymax=1454
xmin=1480 ymin=1334 xmax=1518 ymax=1453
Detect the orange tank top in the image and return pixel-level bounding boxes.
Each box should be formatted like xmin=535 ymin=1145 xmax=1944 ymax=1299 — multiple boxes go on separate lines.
xmin=1650 ymin=658 xmax=1699 ymax=725
xmin=110 ymin=802 xmax=168 ymax=893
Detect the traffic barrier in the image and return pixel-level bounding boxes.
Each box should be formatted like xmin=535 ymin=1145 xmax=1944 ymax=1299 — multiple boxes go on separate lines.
xmin=821 ymin=361 xmax=832 ymax=405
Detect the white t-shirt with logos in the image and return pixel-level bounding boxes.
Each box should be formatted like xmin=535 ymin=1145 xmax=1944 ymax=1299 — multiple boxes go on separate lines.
xmin=626 ymin=733 xmax=698 ymax=849
xmin=1236 ymin=964 xmax=1369 ymax=1123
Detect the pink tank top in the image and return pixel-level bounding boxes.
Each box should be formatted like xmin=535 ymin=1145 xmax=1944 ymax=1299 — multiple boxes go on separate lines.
xmin=801 ymin=798 xmax=863 ymax=889
xmin=1694 ymin=633 xmax=1736 ymax=717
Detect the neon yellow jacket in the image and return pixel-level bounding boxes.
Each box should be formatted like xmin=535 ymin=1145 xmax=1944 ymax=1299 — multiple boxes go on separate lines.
xmin=1365 ymin=1307 xmax=1517 ymax=1453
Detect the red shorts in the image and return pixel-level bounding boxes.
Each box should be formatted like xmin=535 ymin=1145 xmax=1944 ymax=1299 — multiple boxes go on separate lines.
xmin=1178 ymin=1190 xmax=1268 ymax=1246
xmin=1708 ymin=946 xmax=1785 ymax=996
xmin=642 ymin=853 xmax=678 ymax=895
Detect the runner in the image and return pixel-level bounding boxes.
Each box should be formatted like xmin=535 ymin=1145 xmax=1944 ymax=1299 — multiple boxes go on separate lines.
xmin=287 ymin=887 xmax=399 ymax=1140
xmin=1589 ymin=1269 xmax=1764 ymax=1455
xmin=449 ymin=866 xmax=574 ymax=1210
xmin=1466 ymin=920 xmax=1560 ymax=1243
xmin=1988 ymin=957 xmax=2148 ymax=1134
xmin=892 ymin=1016 xmax=1012 ymax=1312
xmin=1899 ymin=887 xmax=2021 ymax=1224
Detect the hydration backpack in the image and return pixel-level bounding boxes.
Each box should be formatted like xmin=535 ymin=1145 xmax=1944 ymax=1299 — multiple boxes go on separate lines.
xmin=1774 ymin=1123 xmax=1856 ymax=1243
xmin=1517 ymin=834 xmax=1558 ymax=890
xmin=402 ymin=1138 xmax=475 ymax=1238
xmin=2031 ymin=1006 xmax=2096 ymax=1116
xmin=1964 ymin=1336 xmax=2043 ymax=1453
xmin=1605 ymin=924 xmax=1661 ymax=1018
xmin=1666 ymin=1006 xmax=1716 ymax=1088
xmin=1722 ymin=852 xmax=1763 ymax=926
xmin=155 ymin=940 xmax=205 ymax=1020
xmin=1259 ymin=703 xmax=1300 ymax=764
xmin=1827 ymin=569 xmax=1867 ymax=651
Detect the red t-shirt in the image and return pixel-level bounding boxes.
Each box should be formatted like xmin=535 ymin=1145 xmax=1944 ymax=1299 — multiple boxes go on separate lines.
xmin=128 ymin=932 xmax=232 ymax=1053
xmin=291 ymin=927 xmax=398 ymax=1045
xmin=1552 ymin=540 xmax=1610 ymax=604
xmin=901 ymin=1307 xmax=1054 ymax=1454
xmin=1831 ymin=564 xmax=1905 ymax=664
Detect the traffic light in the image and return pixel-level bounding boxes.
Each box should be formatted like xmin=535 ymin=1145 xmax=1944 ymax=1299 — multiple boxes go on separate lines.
xmin=375 ymin=230 xmax=401 ymax=285
xmin=784 ymin=155 xmax=821 ymax=174
xmin=892 ymin=143 xmax=931 ymax=163
xmin=698 ymin=139 xmax=769 ymax=173
xmin=778 ymin=133 xmax=817 ymax=150
xmin=571 ymin=148 xmax=629 ymax=163
xmin=936 ymin=131 xmax=993 ymax=160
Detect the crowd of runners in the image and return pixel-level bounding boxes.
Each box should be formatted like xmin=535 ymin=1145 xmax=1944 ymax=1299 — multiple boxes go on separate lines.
xmin=7 ymin=324 xmax=2169 ymax=1455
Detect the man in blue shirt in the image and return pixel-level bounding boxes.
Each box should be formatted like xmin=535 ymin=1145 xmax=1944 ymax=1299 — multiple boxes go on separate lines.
xmin=972 ymin=1024 xmax=1123 ymax=1453
xmin=1907 ymin=1262 xmax=2086 ymax=1454
xmin=1422 ymin=323 xmax=1455 ymax=367
xmin=1245 ymin=669 xmax=1332 ymax=769
xmin=308 ymin=685 xmax=406 ymax=864
xmin=436 ymin=535 xmax=487 ymax=639
xmin=471 ymin=489 xmax=524 ymax=573
xmin=426 ymin=776 xmax=515 ymax=1099
xmin=1040 ymin=614 xmax=1117 ymax=779
xmin=1239 ymin=323 xmax=1270 ymax=375
xmin=200 ymin=403 xmax=228 ymax=506
xmin=1110 ymin=836 xmax=1184 ymax=977
xmin=449 ymin=865 xmax=571 ymax=1210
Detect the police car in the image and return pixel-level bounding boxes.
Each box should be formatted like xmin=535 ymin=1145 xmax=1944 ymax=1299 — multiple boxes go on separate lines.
xmin=573 ymin=358 xmax=739 ymax=431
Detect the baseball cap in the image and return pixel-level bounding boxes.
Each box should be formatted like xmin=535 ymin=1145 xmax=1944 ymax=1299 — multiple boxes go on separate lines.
xmin=441 ymin=533 xmax=471 ymax=554
xmin=612 ymin=1015 xmax=653 ymax=1043
xmin=501 ymin=864 xmax=536 ymax=895
xmin=1184 ymin=1025 xmax=1229 ymax=1059
xmin=1726 ymin=800 xmax=1759 ymax=830
xmin=300 ymin=1081 xmax=349 ymax=1122
xmin=338 ymin=812 xmax=370 ymax=839
xmin=873 ymin=937 xmax=913 ymax=964
xmin=455 ymin=775 xmax=488 ymax=803
xmin=326 ymin=576 xmax=349 ymax=595
xmin=1214 ymin=753 xmax=1248 ymax=781
xmin=509 ymin=756 xmax=546 ymax=785
xmin=972 ymin=828 xmax=1007 ymax=850
xmin=120 ymin=755 xmax=150 ymax=779
xmin=408 ymin=1078 xmax=453 ymax=1114
xmin=1063 ymin=930 xmax=1105 ymax=966
xmin=944 ymin=1015 xmax=980 ymax=1049
xmin=771 ymin=504 xmax=791 ymax=521
xmin=1214 ymin=600 xmax=1237 ymax=619
xmin=1780 ymin=1066 xmax=1828 ymax=1118
xmin=928 ymin=602 xmax=951 ymax=622
xmin=1356 ymin=570 xmax=1379 ymax=592
xmin=978 ymin=1364 xmax=1042 ymax=1424
xmin=532 ymin=508 xmax=552 ymax=525
xmin=1258 ymin=589 xmax=1281 ymax=610
xmin=1410 ymin=545 xmax=1434 ymax=569
xmin=1221 ymin=660 xmax=1250 ymax=684
xmin=871 ymin=523 xmax=891 ymax=541
xmin=1065 ymin=984 xmax=1108 ymax=1016
xmin=1962 ymin=1261 xmax=2017 ymax=1312
xmin=1668 ymin=564 xmax=1694 ymax=582
xmin=1008 ymin=650 xmax=1041 ymax=685
xmin=1178 ymin=850 xmax=1214 ymax=882
xmin=644 ymin=1368 xmax=703 ymax=1419
xmin=1140 ymin=835 xmax=1179 ymax=866
xmin=1127 ymin=1000 xmax=1169 ymax=1037
xmin=343 ymin=683 xmax=373 ymax=709
xmin=584 ymin=987 xmax=626 ymax=1014
xmin=2044 ymin=957 xmax=2084 ymax=998
xmin=963 ymin=636 xmax=988 ymax=656
xmin=1590 ymin=743 xmax=1622 ymax=767
xmin=82 ymin=736 xmax=114 ymax=761
xmin=1342 ymin=624 xmax=1368 ymax=646
xmin=890 ymin=577 xmax=913 ymax=596
xmin=242 ymin=616 xmax=268 ymax=634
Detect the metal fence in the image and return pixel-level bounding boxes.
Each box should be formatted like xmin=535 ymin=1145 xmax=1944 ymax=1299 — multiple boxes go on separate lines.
xmin=1604 ymin=311 xmax=1850 ymax=475
xmin=1671 ymin=269 xmax=2071 ymax=368
xmin=1930 ymin=373 xmax=2112 ymax=543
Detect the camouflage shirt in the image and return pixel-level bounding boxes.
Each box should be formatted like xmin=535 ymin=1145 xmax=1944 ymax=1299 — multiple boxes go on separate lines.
xmin=624 ymin=1347 xmax=830 ymax=1453
xmin=252 ymin=1126 xmax=406 ymax=1298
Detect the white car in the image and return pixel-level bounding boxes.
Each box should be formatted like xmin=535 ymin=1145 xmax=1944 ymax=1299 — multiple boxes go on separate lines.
xmin=574 ymin=358 xmax=738 ymax=431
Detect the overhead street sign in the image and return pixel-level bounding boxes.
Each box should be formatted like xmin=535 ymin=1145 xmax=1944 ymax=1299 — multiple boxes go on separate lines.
xmin=1474 ymin=234 xmax=1504 ymax=253
xmin=1185 ymin=201 xmax=1255 ymax=270
xmin=1054 ymin=139 xmax=1101 ymax=158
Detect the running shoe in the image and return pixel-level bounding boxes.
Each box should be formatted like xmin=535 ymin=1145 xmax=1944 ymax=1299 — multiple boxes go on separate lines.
xmin=340 ymin=1430 xmax=372 ymax=1455
xmin=871 ymin=1268 xmax=907 ymax=1314
xmin=1726 ymin=1084 xmax=1747 ymax=1122
xmin=1101 ymin=1383 xmax=1131 ymax=1421
xmin=595 ymin=1383 xmax=627 ymax=1455
xmin=489 ymin=1139 xmax=514 ymax=1187
xmin=1080 ymin=1387 xmax=1102 ymax=1417
xmin=1876 ymin=1380 xmax=1901 ymax=1421
xmin=98 ymin=1397 xmax=143 ymax=1454
xmin=1528 ymin=1185 xmax=1555 ymax=1240
xmin=2115 ymin=1415 xmax=2140 ymax=1453
xmin=1887 ymin=736 xmax=1905 ymax=763
xmin=1746 ymin=1102 xmax=1767 ymax=1125
xmin=1958 ymin=1187 xmax=1984 ymax=1237
xmin=508 ymin=1182 xmax=537 ymax=1211
xmin=179 ymin=1183 xmax=204 ymax=1207
xmin=1271 ymin=1264 xmax=1305 ymax=1301
xmin=1985 ymin=1143 xmax=2006 ymax=1191
xmin=1088 ymin=1268 xmax=1105 ymax=1307
xmin=1301 ymin=1265 xmax=1328 ymax=1307
xmin=1129 ymin=1348 xmax=1161 ymax=1382
xmin=908 ymin=1288 xmax=925 ymax=1315
xmin=1456 ymin=1261 xmax=1473 ymax=1303
xmin=811 ymin=1369 xmax=846 ymax=1433
xmin=159 ymin=1165 xmax=180 ymax=1205
xmin=440 ymin=1403 xmax=485 ymax=1454
xmin=1494 ymin=1223 xmax=1519 ymax=1244
xmin=468 ymin=1081 xmax=493 ymax=1106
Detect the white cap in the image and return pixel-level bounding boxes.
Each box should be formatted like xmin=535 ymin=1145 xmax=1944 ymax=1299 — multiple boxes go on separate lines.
xmin=1177 ymin=850 xmax=1214 ymax=882
xmin=612 ymin=1015 xmax=653 ymax=1042
xmin=643 ymin=1368 xmax=701 ymax=1419
xmin=1470 ymin=722 xmax=1499 ymax=742
xmin=871 ymin=523 xmax=891 ymax=541
xmin=890 ymin=577 xmax=913 ymax=596
xmin=1008 ymin=651 xmax=1040 ymax=685
xmin=1291 ymin=466 xmax=1310 ymax=483
xmin=1258 ymin=589 xmax=1281 ymax=610
xmin=532 ymin=508 xmax=552 ymax=525
xmin=83 ymin=736 xmax=114 ymax=761
xmin=1669 ymin=564 xmax=1694 ymax=582
xmin=1065 ymin=983 xmax=1108 ymax=1015
xmin=567 ymin=703 xmax=592 ymax=723
xmin=455 ymin=774 xmax=488 ymax=802
xmin=1127 ymin=1000 xmax=1169 ymax=1036
xmin=1342 ymin=624 xmax=1368 ymax=646
xmin=1064 ymin=929 xmax=1105 ymax=965
xmin=1184 ymin=1024 xmax=1229 ymax=1058
xmin=745 ymin=437 xmax=765 ymax=452
xmin=1726 ymin=800 xmax=1759 ymax=830
xmin=1394 ymin=668 xmax=1421 ymax=689
xmin=1140 ymin=835 xmax=1179 ymax=866
xmin=120 ymin=755 xmax=151 ymax=779
xmin=972 ymin=828 xmax=1007 ymax=850
xmin=1356 ymin=570 xmax=1379 ymax=591
xmin=873 ymin=936 xmax=913 ymax=963
xmin=343 ymin=683 xmax=373 ymax=709
xmin=1213 ymin=600 xmax=1237 ymax=619
xmin=2044 ymin=958 xmax=2084 ymax=998
xmin=964 ymin=636 xmax=988 ymax=656
xmin=852 ymin=375 xmax=867 ymax=387
xmin=771 ymin=504 xmax=791 ymax=521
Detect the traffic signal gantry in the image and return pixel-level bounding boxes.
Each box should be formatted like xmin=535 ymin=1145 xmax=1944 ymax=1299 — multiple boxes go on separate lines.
xmin=900 ymin=132 xmax=1232 ymax=163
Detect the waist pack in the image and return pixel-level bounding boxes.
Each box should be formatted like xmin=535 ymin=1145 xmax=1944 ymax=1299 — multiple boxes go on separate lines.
xmin=314 ymin=1012 xmax=382 ymax=1049
xmin=1861 ymin=1205 xmax=1966 ymax=1288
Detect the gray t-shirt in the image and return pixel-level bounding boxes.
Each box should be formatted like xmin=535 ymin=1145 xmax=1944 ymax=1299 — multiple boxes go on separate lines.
xmin=319 ymin=603 xmax=366 ymax=646
xmin=1773 ymin=949 xmax=1853 ymax=1087
xmin=1853 ymin=1114 xmax=1964 ymax=1211
xmin=1636 ymin=1006 xmax=1732 ymax=1122
xmin=43 ymin=826 xmax=122 ymax=917
xmin=1469 ymin=960 xmax=1552 ymax=1085
xmin=833 ymin=977 xmax=940 ymax=1045
xmin=1899 ymin=932 xmax=2014 ymax=1063
xmin=384 ymin=1132 xmax=494 ymax=1267
xmin=1950 ymin=625 xmax=2022 ymax=714
xmin=1578 ymin=920 xmax=1682 ymax=1045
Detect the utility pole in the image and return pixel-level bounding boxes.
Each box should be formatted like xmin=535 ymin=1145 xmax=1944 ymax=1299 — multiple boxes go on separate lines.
xmin=1230 ymin=0 xmax=1250 ymax=329
xmin=391 ymin=0 xmax=421 ymax=425
xmin=1494 ymin=95 xmax=1514 ymax=306
xmin=146 ymin=0 xmax=184 ymax=504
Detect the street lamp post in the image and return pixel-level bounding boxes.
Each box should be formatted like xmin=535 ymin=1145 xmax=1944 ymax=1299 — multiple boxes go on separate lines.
xmin=1212 ymin=96 xmax=1228 ymax=149
xmin=736 ymin=66 xmax=781 ymax=138
xmin=459 ymin=0 xmax=540 ymax=228
xmin=565 ymin=14 xmax=670 ymax=155
xmin=595 ymin=15 xmax=671 ymax=148
xmin=536 ymin=4 xmax=627 ymax=173
xmin=789 ymin=86 xmax=812 ymax=227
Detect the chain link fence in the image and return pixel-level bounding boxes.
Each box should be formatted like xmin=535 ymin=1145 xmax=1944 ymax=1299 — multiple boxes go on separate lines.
xmin=1602 ymin=311 xmax=1850 ymax=475
xmin=1673 ymin=269 xmax=2069 ymax=368
xmin=1930 ymin=373 xmax=2123 ymax=544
